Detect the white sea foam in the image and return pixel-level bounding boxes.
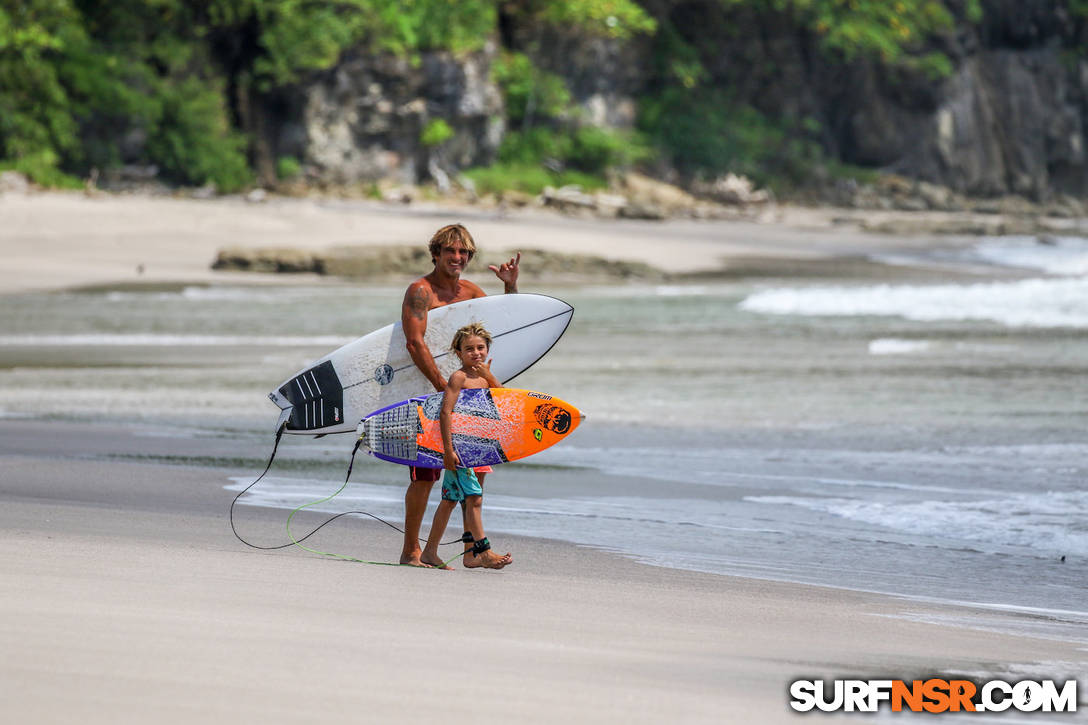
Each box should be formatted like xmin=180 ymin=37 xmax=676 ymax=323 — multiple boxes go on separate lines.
xmin=227 ymin=476 xmax=405 ymax=512
xmin=227 ymin=477 xmax=785 ymax=543
xmin=875 ymin=610 xmax=1088 ymax=646
xmin=740 ymin=276 xmax=1088 ymax=328
xmin=651 ymin=285 xmax=712 ymax=297
xmin=974 ymin=235 xmax=1088 ymax=276
xmin=102 ymin=286 xmax=355 ymax=303
xmin=939 ymin=442 xmax=1088 ymax=460
xmin=535 ymin=445 xmax=724 ymax=485
xmin=868 ymin=338 xmax=931 ymax=355
xmin=0 ymin=333 xmax=351 ymax=346
xmin=873 ymin=236 xmax=1088 ymax=277
xmin=570 ymin=284 xmax=736 ymax=299
xmin=522 ymin=445 xmax=1009 ymax=494
xmin=746 ymin=491 xmax=1088 ymax=557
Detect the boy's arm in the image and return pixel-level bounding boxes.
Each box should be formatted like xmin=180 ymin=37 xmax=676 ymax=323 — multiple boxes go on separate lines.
xmin=402 ymin=281 xmax=445 ymax=392
xmin=440 ymin=371 xmax=465 ymax=470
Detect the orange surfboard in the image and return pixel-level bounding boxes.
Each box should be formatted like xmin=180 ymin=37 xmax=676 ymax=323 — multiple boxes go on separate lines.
xmin=357 ymin=388 xmax=583 ymax=467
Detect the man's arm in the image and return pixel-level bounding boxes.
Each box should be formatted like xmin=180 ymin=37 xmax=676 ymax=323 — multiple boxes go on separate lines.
xmin=401 ymin=281 xmax=445 ymax=392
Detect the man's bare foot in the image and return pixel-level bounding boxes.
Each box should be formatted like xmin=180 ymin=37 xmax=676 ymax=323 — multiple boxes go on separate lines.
xmin=399 ymin=553 xmax=433 ymax=568
xmin=463 ymin=549 xmax=512 ymax=569
xmin=419 ymin=552 xmax=454 ymax=570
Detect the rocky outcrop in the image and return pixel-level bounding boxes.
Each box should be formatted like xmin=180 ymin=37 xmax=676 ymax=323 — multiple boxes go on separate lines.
xmin=279 ymin=45 xmax=505 ymax=185
xmin=273 ymin=25 xmax=646 ymax=188
xmin=0 ymin=170 xmax=30 ymax=194
xmin=212 ymin=244 xmax=666 ymax=281
xmin=864 ymin=49 xmax=1087 ymax=199
xmin=501 ymin=25 xmax=646 ymax=128
xmin=533 ymin=173 xmax=767 ymax=219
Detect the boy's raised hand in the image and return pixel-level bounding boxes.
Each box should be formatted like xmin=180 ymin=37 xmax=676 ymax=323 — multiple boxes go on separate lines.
xmin=468 ymin=358 xmax=492 ymax=376
xmin=467 ymin=358 xmax=499 ymax=387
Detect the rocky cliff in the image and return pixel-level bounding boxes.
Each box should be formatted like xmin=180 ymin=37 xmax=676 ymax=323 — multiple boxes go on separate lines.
xmin=824 ymin=1 xmax=1088 ymax=198
xmin=277 ymin=44 xmax=504 ymax=186
xmin=271 ymin=1 xmax=1088 ymax=200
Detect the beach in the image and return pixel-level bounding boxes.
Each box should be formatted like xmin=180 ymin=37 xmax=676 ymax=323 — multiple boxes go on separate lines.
xmin=2 ymin=190 xmax=1086 ymax=722
xmin=0 ymin=190 xmax=989 ymax=292
xmin=3 ymin=421 xmax=1084 ymax=724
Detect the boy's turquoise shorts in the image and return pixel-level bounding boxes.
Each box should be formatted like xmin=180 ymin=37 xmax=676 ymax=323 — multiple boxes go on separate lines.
xmin=441 ymin=468 xmax=482 ymax=502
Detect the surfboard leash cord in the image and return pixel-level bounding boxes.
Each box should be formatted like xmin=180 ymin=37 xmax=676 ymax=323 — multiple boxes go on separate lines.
xmin=229 ymin=421 xmax=466 ymax=558
xmin=285 ymin=439 xmax=466 ymax=568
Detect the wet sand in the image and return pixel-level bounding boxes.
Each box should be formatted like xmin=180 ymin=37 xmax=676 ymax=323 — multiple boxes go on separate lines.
xmin=0 ymin=420 xmax=1084 ymax=723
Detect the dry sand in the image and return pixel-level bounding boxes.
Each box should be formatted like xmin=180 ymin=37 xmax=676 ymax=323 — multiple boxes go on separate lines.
xmin=1 ymin=192 xmax=1085 ymax=722
xmin=0 ymin=190 xmax=959 ymax=294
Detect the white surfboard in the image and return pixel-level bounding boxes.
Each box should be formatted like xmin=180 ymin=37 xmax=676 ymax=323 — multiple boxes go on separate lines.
xmin=268 ymin=294 xmax=573 ymax=435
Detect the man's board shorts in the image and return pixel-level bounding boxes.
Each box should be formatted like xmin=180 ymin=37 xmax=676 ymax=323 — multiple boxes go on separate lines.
xmin=409 ymin=465 xmax=492 ymax=482
xmin=441 ymin=468 xmax=483 ymax=502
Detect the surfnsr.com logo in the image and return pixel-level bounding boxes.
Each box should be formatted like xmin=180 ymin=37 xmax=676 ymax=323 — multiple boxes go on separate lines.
xmin=789 ymin=678 xmax=1078 ymax=713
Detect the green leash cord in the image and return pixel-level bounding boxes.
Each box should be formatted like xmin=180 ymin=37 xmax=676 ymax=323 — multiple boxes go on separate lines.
xmin=286 ymin=440 xmax=467 ymax=569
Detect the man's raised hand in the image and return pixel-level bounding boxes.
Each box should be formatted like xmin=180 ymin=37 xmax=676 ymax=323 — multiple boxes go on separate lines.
xmin=489 ymin=251 xmax=521 ymax=293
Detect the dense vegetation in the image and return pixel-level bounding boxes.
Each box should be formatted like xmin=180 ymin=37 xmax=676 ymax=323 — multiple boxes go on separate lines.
xmin=0 ymin=0 xmax=1009 ymax=194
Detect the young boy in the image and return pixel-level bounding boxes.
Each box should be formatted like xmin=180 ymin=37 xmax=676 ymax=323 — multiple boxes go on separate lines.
xmin=420 ymin=323 xmax=513 ymax=570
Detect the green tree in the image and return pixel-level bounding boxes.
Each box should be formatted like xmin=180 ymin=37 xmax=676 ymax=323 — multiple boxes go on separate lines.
xmin=534 ymin=0 xmax=657 ymax=39
xmin=0 ymin=0 xmax=103 ymax=184
xmin=719 ymin=0 xmax=980 ymax=77
xmin=0 ymin=0 xmax=253 ymax=189
xmin=493 ymin=51 xmax=571 ymax=124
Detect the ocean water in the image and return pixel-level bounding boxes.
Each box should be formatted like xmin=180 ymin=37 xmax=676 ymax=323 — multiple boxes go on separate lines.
xmin=2 ymin=236 xmax=1086 ymax=641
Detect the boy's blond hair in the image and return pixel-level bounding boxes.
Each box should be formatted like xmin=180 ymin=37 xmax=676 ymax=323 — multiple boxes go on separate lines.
xmin=451 ymin=322 xmax=492 ymax=351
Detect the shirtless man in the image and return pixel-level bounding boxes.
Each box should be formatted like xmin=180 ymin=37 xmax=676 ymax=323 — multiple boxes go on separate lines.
xmin=399 ymin=223 xmax=520 ymax=568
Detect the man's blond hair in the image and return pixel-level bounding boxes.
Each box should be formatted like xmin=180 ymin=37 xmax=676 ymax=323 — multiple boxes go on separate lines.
xmin=428 ymin=224 xmax=476 ymax=264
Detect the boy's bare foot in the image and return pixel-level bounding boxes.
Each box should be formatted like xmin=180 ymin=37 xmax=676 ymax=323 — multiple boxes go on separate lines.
xmin=399 ymin=553 xmax=433 ymax=568
xmin=463 ymin=549 xmax=512 ymax=569
xmin=419 ymin=552 xmax=454 ymax=570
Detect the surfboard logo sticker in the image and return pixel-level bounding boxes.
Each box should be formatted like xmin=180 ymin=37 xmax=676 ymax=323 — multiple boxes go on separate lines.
xmin=375 ymin=364 xmax=394 ymax=385
xmin=534 ymin=403 xmax=572 ymax=434
xmin=532 ymin=428 xmax=543 ymax=441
